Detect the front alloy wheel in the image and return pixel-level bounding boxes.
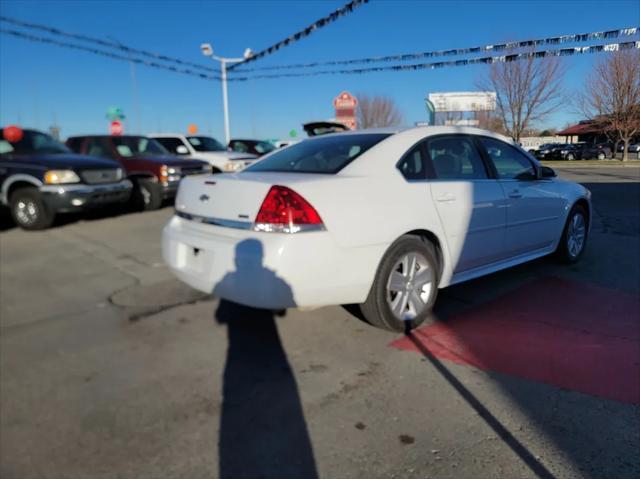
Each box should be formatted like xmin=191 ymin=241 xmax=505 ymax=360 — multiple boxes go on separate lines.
xmin=556 ymin=204 xmax=588 ymax=263
xmin=566 ymin=213 xmax=586 ymax=259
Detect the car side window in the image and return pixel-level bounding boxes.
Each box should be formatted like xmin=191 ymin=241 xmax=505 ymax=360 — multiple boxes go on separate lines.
xmin=155 ymin=137 xmax=189 ymax=155
xmin=427 ymin=135 xmax=487 ymax=180
xmin=397 ymin=144 xmax=427 ymax=180
xmin=86 ymin=138 xmax=114 ymax=159
xmin=232 ymin=141 xmax=249 ymax=153
xmin=479 ymin=137 xmax=536 ymax=180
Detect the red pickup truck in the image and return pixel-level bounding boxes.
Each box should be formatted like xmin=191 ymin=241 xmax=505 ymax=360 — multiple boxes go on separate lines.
xmin=67 ymin=135 xmax=210 ymax=210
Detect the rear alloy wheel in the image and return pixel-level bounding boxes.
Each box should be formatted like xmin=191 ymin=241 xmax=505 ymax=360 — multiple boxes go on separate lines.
xmin=597 ymin=152 xmax=606 ymax=160
xmin=9 ymin=188 xmax=55 ymax=230
xmin=360 ymin=235 xmax=438 ymax=332
xmin=566 ymin=153 xmax=575 ymax=161
xmin=556 ymin=204 xmax=588 ymax=263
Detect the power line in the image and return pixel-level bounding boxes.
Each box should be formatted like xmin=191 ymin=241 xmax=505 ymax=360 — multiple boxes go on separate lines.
xmin=231 ymin=27 xmax=640 ymax=73
xmin=0 ymin=28 xmax=221 ymax=81
xmin=225 ymin=40 xmax=640 ymax=81
xmin=0 ymin=15 xmax=218 ymax=74
xmin=227 ymin=0 xmax=369 ymax=71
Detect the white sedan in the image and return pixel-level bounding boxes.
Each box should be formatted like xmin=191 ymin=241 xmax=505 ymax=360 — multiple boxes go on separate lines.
xmin=163 ymin=127 xmax=591 ymax=331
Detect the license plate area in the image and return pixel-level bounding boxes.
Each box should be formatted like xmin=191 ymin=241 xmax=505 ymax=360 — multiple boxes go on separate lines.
xmin=178 ymin=243 xmax=210 ymax=273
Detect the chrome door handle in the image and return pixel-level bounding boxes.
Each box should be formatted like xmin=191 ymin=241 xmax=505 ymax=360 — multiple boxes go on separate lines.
xmin=435 ymin=193 xmax=456 ymax=202
xmin=509 ymin=190 xmax=522 ymax=199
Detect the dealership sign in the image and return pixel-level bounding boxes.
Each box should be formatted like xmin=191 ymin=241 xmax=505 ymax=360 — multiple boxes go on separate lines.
xmin=427 ymin=92 xmax=496 ymax=112
xmin=333 ymin=91 xmax=358 ymax=130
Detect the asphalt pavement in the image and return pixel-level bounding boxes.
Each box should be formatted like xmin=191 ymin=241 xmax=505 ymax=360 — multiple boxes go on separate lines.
xmin=1 ymin=166 xmax=639 ymax=479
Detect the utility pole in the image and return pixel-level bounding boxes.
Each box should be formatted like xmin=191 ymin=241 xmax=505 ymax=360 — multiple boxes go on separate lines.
xmin=200 ymin=43 xmax=252 ymax=144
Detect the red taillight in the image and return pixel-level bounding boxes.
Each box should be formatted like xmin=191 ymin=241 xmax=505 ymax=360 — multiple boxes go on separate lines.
xmin=255 ymin=185 xmax=324 ymax=232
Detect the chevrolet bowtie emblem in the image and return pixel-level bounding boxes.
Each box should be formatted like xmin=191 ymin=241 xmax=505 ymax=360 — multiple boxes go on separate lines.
xmin=199 ymin=194 xmax=210 ymax=202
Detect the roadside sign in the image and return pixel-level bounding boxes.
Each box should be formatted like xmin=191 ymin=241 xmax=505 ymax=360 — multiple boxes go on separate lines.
xmin=333 ymin=91 xmax=358 ymax=130
xmin=110 ymin=120 xmax=123 ymax=136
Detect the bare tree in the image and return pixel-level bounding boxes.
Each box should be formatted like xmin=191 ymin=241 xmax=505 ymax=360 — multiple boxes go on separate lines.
xmin=356 ymin=94 xmax=403 ymax=129
xmin=476 ymin=110 xmax=507 ymax=135
xmin=579 ymin=49 xmax=640 ymax=161
xmin=477 ymin=51 xmax=565 ymax=142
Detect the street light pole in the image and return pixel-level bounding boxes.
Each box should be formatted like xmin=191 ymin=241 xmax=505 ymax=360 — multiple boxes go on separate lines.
xmin=201 ymin=44 xmax=252 ymax=145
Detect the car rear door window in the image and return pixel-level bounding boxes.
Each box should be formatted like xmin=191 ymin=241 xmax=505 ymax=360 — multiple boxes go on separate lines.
xmin=427 ymin=135 xmax=488 ymax=180
xmin=479 ymin=137 xmax=536 ymax=180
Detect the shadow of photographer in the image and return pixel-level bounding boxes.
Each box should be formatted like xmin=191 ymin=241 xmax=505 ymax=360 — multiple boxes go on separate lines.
xmin=214 ymin=239 xmax=317 ymax=479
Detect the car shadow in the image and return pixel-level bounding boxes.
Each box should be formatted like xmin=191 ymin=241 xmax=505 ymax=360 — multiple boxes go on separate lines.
xmin=213 ymin=239 xmax=318 ymax=479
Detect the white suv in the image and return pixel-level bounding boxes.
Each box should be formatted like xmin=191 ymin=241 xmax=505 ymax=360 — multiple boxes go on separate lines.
xmin=150 ymin=134 xmax=258 ymax=173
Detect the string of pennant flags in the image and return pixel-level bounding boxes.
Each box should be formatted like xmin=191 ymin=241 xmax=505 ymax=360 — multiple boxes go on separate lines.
xmin=226 ymin=0 xmax=369 ymax=71
xmin=224 ymin=40 xmax=640 ymax=81
xmin=0 ymin=28 xmax=221 ymax=81
xmin=230 ymin=27 xmax=640 ymax=72
xmin=0 ymin=20 xmax=638 ymax=83
xmin=0 ymin=15 xmax=219 ymax=74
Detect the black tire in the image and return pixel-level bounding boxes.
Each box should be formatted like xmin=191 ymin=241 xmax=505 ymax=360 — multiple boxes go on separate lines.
xmin=555 ymin=204 xmax=588 ymax=264
xmin=359 ymin=235 xmax=439 ymax=332
xmin=132 ymin=178 xmax=163 ymax=211
xmin=211 ymin=167 xmax=222 ymax=174
xmin=9 ymin=187 xmax=55 ymax=230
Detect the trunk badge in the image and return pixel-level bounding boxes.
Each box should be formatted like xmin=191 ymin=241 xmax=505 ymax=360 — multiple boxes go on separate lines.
xmin=199 ymin=194 xmax=210 ymax=202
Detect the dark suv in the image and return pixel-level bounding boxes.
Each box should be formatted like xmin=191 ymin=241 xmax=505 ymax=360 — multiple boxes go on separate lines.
xmin=0 ymin=127 xmax=132 ymax=230
xmin=67 ymin=135 xmax=210 ymax=210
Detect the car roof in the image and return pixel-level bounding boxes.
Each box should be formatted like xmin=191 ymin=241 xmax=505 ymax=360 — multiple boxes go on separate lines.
xmin=314 ymin=125 xmax=515 ymax=144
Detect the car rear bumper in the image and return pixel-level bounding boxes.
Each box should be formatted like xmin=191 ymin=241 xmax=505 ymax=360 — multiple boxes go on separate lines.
xmin=40 ymin=180 xmax=132 ymax=212
xmin=162 ymin=214 xmax=385 ymax=309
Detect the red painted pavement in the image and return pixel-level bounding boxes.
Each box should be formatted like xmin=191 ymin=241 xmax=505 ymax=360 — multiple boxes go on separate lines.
xmin=391 ymin=277 xmax=640 ymax=404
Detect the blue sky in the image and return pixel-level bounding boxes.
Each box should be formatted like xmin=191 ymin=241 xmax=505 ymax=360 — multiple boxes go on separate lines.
xmin=0 ymin=0 xmax=638 ymax=140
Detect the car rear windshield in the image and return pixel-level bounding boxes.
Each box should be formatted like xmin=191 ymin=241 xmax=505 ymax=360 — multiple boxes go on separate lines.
xmin=244 ymin=133 xmax=391 ymax=174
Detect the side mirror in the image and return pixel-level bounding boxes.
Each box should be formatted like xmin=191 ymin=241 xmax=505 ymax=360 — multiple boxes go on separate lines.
xmin=541 ymin=166 xmax=556 ymax=178
xmin=176 ymin=145 xmax=189 ymax=155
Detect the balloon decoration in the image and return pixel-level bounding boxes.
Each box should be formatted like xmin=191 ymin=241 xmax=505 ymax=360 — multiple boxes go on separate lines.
xmin=188 ymin=124 xmax=198 ymax=135
xmin=3 ymin=125 xmax=24 ymax=143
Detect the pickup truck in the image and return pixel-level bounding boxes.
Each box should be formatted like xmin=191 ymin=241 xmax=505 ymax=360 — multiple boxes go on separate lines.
xmin=66 ymin=135 xmax=210 ymax=210
xmin=0 ymin=127 xmax=132 ymax=230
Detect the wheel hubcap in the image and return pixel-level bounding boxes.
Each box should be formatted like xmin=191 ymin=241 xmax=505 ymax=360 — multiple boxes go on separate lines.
xmin=567 ymin=213 xmax=586 ymax=258
xmin=386 ymin=252 xmax=433 ymax=321
xmin=15 ymin=200 xmax=39 ymax=225
xmin=141 ymin=186 xmax=151 ymax=204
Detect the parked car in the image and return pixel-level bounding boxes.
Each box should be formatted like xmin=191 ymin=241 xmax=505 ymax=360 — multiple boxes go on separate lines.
xmin=275 ymin=139 xmax=302 ymax=148
xmin=303 ymin=121 xmax=350 ymax=137
xmin=66 ymin=135 xmax=210 ymax=210
xmin=228 ymin=139 xmax=277 ymax=157
xmin=581 ymin=142 xmax=614 ymax=160
xmin=533 ymin=143 xmax=560 ymax=159
xmin=617 ymin=142 xmax=640 ymax=153
xmin=0 ymin=127 xmax=132 ymax=230
xmin=164 ymin=127 xmax=591 ymax=332
xmin=150 ymin=134 xmax=257 ymax=173
xmin=549 ymin=143 xmax=587 ymax=161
